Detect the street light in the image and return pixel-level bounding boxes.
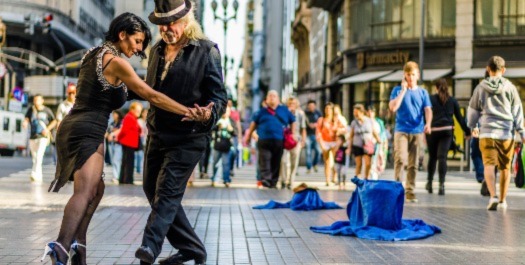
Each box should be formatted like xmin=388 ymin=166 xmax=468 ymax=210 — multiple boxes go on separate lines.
xmin=211 ymin=0 xmax=239 ymax=83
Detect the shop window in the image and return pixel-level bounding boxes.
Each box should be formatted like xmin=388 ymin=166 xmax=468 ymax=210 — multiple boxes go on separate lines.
xmin=476 ymin=0 xmax=525 ymax=36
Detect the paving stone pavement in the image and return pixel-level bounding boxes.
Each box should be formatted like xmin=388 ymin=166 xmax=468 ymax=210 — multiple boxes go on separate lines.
xmin=1 ymin=161 xmax=525 ymax=264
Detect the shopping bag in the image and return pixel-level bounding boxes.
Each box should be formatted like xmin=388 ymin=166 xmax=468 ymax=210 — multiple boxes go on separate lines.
xmin=515 ymin=146 xmax=525 ymax=188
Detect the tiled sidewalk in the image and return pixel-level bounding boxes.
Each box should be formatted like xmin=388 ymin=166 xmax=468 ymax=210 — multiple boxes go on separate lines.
xmin=1 ymin=163 xmax=525 ymax=264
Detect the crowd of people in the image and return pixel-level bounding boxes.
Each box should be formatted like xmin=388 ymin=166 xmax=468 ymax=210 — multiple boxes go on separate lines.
xmin=199 ymin=57 xmax=524 ymax=213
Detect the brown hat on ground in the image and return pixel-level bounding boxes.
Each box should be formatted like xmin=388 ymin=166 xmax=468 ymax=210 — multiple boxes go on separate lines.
xmin=293 ymin=183 xmax=319 ymax=193
xmin=149 ymin=0 xmax=192 ymax=25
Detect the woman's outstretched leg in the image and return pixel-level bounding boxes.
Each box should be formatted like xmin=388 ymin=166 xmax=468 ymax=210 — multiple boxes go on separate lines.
xmin=53 ymin=144 xmax=105 ymax=262
xmin=71 ymin=179 xmax=105 ymax=265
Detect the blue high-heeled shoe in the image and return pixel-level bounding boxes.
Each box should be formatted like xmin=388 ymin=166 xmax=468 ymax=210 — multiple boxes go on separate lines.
xmin=40 ymin=241 xmax=69 ymax=265
xmin=69 ymin=240 xmax=86 ymax=265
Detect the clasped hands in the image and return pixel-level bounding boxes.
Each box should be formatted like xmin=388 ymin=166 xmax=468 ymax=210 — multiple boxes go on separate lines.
xmin=182 ymin=102 xmax=214 ymax=122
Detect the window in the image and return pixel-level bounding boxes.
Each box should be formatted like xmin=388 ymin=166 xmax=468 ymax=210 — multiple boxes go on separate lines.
xmin=336 ymin=7 xmax=345 ymax=52
xmin=350 ymin=0 xmax=455 ymax=46
xmin=476 ymin=0 xmax=525 ymax=36
xmin=3 ymin=117 xmax=9 ymax=131
xmin=15 ymin=119 xmax=22 ymax=133
xmin=351 ymin=0 xmax=372 ymax=45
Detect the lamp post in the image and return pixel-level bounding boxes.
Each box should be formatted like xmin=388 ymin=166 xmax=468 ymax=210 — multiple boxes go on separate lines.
xmin=419 ymin=0 xmax=425 ymax=84
xmin=211 ymin=0 xmax=239 ymax=83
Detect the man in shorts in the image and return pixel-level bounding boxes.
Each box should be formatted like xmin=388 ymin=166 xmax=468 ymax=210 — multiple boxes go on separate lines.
xmin=467 ymin=55 xmax=525 ymax=210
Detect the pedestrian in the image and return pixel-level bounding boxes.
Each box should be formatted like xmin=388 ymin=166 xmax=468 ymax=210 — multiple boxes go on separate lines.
xmin=367 ymin=106 xmax=388 ymax=180
xmin=317 ymin=102 xmax=338 ymax=186
xmin=135 ymin=108 xmax=148 ymax=175
xmin=389 ymin=61 xmax=432 ymax=203
xmin=134 ymin=1 xmax=227 ymax=264
xmin=23 ymin=94 xmax=57 ymax=183
xmin=334 ymin=134 xmax=347 ymax=190
xmin=117 ymin=101 xmax=143 ymax=184
xmin=198 ymin=137 xmax=212 ymax=178
xmin=471 ymin=70 xmax=490 ymax=196
xmin=106 ymin=110 xmax=123 ymax=183
xmin=56 ymin=85 xmax=77 ymax=129
xmin=467 ymin=56 xmax=525 ymax=210
xmin=228 ymin=99 xmax=243 ymax=175
xmin=41 ymin=12 xmax=192 ymax=265
xmin=304 ymin=100 xmax=322 ymax=173
xmin=279 ymin=97 xmax=307 ymax=189
xmin=347 ymin=104 xmax=381 ymax=180
xmin=425 ymin=78 xmax=471 ymax=195
xmin=211 ymin=106 xmax=235 ymax=187
xmin=244 ymin=90 xmax=296 ymax=188
xmin=53 ymin=85 xmax=77 ymax=165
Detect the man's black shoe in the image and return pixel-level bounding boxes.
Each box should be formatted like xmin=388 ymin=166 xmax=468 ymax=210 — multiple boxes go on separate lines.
xmin=261 ymin=179 xmax=272 ymax=188
xmin=480 ymin=180 xmax=490 ymax=196
xmin=135 ymin=246 xmax=155 ymax=264
xmin=159 ymin=252 xmax=206 ymax=265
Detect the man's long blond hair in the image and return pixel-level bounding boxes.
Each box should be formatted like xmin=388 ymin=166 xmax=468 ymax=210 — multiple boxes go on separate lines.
xmin=180 ymin=2 xmax=207 ymax=41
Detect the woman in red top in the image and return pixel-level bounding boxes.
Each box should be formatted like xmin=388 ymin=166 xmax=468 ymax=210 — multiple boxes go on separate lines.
xmin=118 ymin=101 xmax=143 ymax=184
xmin=316 ymin=102 xmax=338 ymax=186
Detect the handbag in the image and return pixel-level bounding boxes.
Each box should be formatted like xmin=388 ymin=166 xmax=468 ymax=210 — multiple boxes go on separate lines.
xmin=514 ymin=145 xmax=525 ymax=188
xmin=213 ymin=130 xmax=232 ymax=152
xmin=363 ymin=139 xmax=375 ymax=155
xmin=283 ymin=127 xmax=297 ymax=150
xmin=32 ymin=106 xmax=52 ymax=144
xmin=270 ymin=108 xmax=297 ymax=150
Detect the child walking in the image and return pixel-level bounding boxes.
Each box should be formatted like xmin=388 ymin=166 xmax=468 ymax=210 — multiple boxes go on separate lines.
xmin=334 ymin=134 xmax=347 ymax=190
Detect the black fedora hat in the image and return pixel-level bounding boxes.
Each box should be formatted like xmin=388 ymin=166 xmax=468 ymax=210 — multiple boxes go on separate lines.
xmin=149 ymin=0 xmax=192 ymax=25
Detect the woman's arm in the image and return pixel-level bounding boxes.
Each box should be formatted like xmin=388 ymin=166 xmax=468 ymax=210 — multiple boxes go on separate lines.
xmin=346 ymin=127 xmax=354 ymax=154
xmin=243 ymin=122 xmax=257 ymax=146
xmin=108 ymin=56 xmax=189 ymax=116
xmin=452 ymin=98 xmax=471 ymax=136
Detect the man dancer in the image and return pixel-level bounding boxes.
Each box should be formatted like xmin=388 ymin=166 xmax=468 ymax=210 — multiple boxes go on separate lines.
xmin=134 ymin=0 xmax=227 ymax=264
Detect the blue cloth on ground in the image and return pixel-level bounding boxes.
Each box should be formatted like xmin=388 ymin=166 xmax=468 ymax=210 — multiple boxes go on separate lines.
xmin=310 ymin=177 xmax=441 ymax=241
xmin=252 ymin=189 xmax=342 ymax=211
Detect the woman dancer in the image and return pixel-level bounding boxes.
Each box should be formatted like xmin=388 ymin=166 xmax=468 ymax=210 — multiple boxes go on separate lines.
xmin=41 ymin=13 xmax=196 ymax=265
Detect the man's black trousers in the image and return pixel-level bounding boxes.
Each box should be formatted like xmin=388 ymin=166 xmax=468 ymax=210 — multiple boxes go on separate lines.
xmin=141 ymin=134 xmax=207 ymax=259
xmin=257 ymin=139 xmax=284 ymax=188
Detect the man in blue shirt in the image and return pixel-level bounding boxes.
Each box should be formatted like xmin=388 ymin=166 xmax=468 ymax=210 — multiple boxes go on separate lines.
xmin=389 ymin=61 xmax=432 ymax=203
xmin=304 ymin=100 xmax=323 ymax=173
xmin=244 ymin=90 xmax=296 ymax=188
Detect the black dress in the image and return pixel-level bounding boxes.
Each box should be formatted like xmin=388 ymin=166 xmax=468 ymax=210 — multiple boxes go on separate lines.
xmin=49 ymin=43 xmax=127 ymax=192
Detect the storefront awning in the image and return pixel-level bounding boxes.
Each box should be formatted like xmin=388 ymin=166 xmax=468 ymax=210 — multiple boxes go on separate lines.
xmin=338 ymin=71 xmax=393 ymax=84
xmin=502 ymin=67 xmax=525 ymax=78
xmin=453 ymin=68 xmax=485 ymax=79
xmin=454 ymin=67 xmax=525 ymax=79
xmin=379 ymin=69 xmax=453 ymax=82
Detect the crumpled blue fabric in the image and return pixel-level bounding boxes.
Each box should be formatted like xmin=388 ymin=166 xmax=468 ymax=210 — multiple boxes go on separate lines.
xmin=310 ymin=177 xmax=441 ymax=241
xmin=252 ymin=189 xmax=342 ymax=211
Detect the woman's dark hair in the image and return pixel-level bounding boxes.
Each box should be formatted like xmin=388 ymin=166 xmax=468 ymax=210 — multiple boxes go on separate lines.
xmin=434 ymin=78 xmax=450 ymax=104
xmin=105 ymin=12 xmax=152 ymax=59
xmin=112 ymin=110 xmax=123 ymax=121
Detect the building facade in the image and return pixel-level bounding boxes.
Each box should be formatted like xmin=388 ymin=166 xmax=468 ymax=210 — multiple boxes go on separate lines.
xmin=0 ymin=0 xmax=116 ymax=106
xmin=294 ymin=0 xmax=525 ymax=170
